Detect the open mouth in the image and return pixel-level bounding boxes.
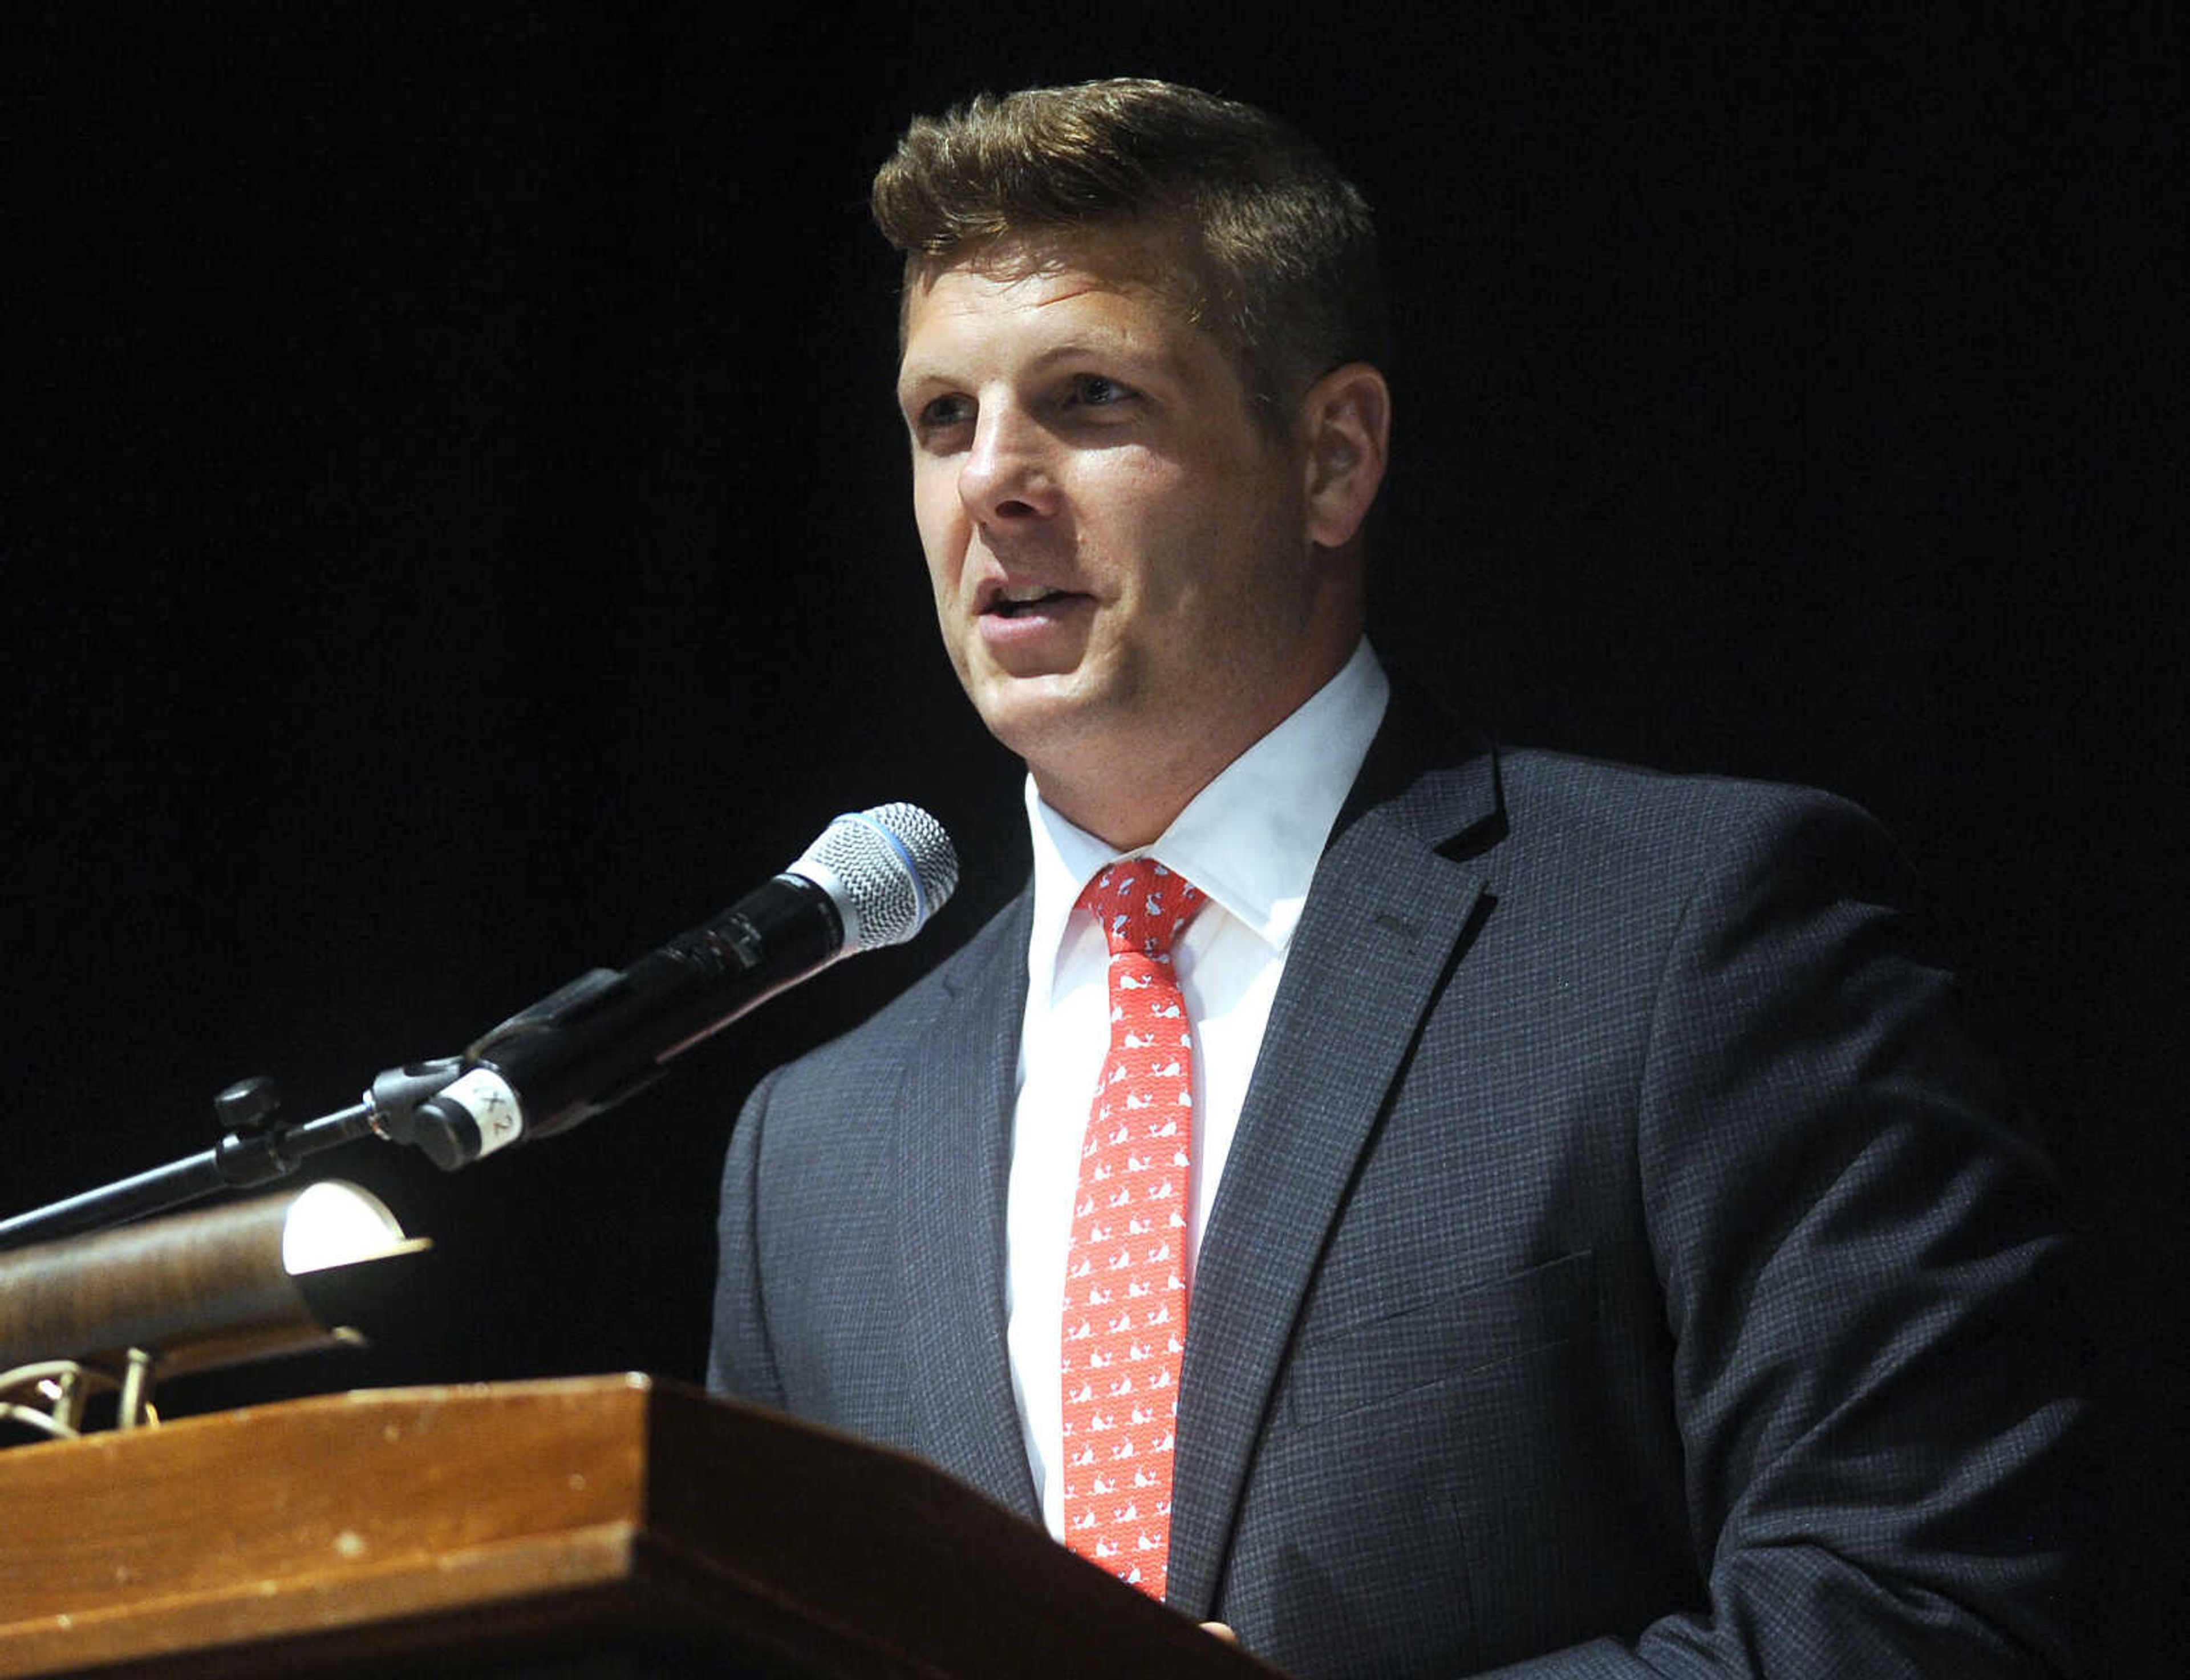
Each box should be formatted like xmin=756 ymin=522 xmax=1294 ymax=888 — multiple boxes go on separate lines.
xmin=989 ymin=589 xmax=1078 ymax=618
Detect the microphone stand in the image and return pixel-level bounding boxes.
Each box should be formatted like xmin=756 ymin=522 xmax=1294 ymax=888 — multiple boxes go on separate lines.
xmin=5 ymin=804 xmax=960 ymax=1255
xmin=3 ymin=960 xmax=684 ymax=1253
xmin=0 ymin=1065 xmax=461 ymax=1253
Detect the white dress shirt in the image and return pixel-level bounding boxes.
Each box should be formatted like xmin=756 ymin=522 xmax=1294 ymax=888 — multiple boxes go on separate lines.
xmin=1004 ymin=639 xmax=1391 ymax=1538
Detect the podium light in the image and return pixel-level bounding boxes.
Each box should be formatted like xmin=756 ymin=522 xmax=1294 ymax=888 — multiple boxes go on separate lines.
xmin=0 ymin=1181 xmax=429 ymax=1439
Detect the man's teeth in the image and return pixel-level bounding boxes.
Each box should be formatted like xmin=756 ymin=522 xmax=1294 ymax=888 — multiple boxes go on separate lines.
xmin=993 ymin=587 xmax=1066 ymax=616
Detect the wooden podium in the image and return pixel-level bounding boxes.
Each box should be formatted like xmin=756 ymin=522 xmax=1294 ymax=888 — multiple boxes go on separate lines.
xmin=0 ymin=1375 xmax=1276 ymax=1678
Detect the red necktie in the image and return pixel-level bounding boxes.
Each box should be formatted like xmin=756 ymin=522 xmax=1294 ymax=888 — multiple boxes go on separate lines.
xmin=1060 ymin=858 xmax=1207 ymax=1600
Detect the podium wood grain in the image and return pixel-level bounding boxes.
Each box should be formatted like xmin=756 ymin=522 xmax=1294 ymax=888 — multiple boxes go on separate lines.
xmin=0 ymin=1374 xmax=1276 ymax=1678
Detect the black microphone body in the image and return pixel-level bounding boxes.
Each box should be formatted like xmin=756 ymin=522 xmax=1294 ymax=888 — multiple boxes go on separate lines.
xmin=463 ymin=872 xmax=843 ymax=1145
xmin=373 ymin=804 xmax=955 ymax=1170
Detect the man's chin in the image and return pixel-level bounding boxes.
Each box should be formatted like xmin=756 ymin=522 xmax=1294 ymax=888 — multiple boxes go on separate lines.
xmin=967 ymin=673 xmax=1114 ymax=763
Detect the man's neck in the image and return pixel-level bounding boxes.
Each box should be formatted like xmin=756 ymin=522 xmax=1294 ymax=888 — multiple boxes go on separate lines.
xmin=1027 ymin=647 xmax=1366 ymax=850
xmin=1031 ymin=754 xmax=1221 ymax=853
xmin=1028 ymin=637 xmax=1386 ymax=854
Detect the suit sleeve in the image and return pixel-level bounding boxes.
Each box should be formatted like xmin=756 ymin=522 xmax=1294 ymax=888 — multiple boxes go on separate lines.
xmin=707 ymin=1064 xmax=789 ymax=1409
xmin=1474 ymin=792 xmax=2079 ymax=1677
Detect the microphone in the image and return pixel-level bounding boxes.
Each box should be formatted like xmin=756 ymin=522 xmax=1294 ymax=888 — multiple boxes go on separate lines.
xmin=369 ymin=803 xmax=958 ymax=1170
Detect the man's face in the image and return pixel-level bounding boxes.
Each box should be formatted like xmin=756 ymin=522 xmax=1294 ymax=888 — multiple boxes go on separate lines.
xmin=895 ymin=230 xmax=1352 ymax=840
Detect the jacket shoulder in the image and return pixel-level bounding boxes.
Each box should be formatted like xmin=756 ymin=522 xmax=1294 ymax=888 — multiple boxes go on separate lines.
xmin=1483 ymin=744 xmax=1912 ymax=902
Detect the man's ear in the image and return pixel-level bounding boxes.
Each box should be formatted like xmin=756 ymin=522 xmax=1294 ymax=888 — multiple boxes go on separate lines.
xmin=1298 ymin=362 xmax=1391 ymax=550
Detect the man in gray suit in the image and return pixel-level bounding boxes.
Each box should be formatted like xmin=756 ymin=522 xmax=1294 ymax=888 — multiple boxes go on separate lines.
xmin=710 ymin=80 xmax=2075 ymax=1675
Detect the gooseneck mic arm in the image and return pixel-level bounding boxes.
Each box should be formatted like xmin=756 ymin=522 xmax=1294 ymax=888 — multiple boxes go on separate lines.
xmin=0 ymin=1088 xmax=380 ymax=1252
xmin=0 ymin=804 xmax=958 ymax=1249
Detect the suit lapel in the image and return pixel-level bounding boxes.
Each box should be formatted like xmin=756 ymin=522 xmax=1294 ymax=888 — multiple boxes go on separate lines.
xmin=891 ymin=891 xmax=1045 ymax=1522
xmin=1167 ymin=724 xmax=1503 ymax=1616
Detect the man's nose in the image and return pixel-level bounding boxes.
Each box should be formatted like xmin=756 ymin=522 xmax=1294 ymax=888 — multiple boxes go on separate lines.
xmin=958 ymin=406 xmax=1058 ymax=525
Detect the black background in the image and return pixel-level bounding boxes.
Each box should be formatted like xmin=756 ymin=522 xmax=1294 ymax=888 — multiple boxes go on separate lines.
xmin=5 ymin=7 xmax=2177 ymax=1671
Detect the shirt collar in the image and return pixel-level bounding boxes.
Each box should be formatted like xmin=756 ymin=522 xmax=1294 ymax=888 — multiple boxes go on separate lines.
xmin=1024 ymin=638 xmax=1390 ymax=992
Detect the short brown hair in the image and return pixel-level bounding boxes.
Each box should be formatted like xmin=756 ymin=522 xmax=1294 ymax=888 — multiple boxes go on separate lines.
xmin=871 ymin=78 xmax=1389 ymax=419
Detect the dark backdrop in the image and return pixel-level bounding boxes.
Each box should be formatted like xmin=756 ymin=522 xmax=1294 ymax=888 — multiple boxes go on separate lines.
xmin=5 ymin=8 xmax=2177 ymax=1671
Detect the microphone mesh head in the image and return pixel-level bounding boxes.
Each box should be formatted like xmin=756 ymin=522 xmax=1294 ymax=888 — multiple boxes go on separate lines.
xmin=796 ymin=802 xmax=960 ymax=951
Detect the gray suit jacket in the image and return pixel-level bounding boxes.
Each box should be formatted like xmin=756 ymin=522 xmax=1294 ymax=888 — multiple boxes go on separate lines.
xmin=710 ymin=709 xmax=2077 ymax=1677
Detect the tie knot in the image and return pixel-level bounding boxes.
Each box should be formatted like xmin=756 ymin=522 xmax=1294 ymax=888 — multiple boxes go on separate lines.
xmin=1077 ymin=859 xmax=1207 ymax=960
xmin=1078 ymin=860 xmax=1207 ymax=960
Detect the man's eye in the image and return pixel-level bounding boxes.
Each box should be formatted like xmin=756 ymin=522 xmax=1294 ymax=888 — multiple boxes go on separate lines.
xmin=1065 ymin=375 xmax=1132 ymax=409
xmin=916 ymin=394 xmax=974 ymax=432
